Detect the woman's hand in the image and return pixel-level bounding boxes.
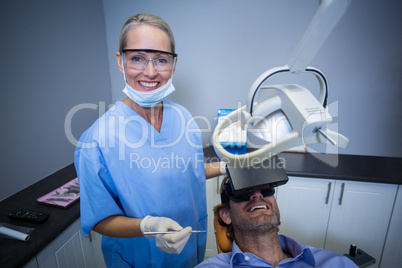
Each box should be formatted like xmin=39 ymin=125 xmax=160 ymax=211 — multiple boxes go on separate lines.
xmin=140 ymin=216 xmax=192 ymax=254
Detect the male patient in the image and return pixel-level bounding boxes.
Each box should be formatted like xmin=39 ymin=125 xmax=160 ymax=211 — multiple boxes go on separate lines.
xmin=196 ymin=177 xmax=357 ymax=267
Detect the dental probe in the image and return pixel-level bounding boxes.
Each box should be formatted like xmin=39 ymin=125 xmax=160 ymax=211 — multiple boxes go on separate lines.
xmin=143 ymin=230 xmax=207 ymax=235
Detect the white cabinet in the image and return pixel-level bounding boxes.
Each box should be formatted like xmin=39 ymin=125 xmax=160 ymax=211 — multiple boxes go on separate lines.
xmin=276 ymin=176 xmax=397 ymax=268
xmin=35 ymin=219 xmax=105 ymax=268
xmin=81 ymin=229 xmax=106 ymax=268
xmin=205 ymin=175 xmax=224 ymax=258
xmin=23 ymin=258 xmax=39 ymax=268
xmin=324 ymin=180 xmax=396 ymax=268
xmin=36 ymin=219 xmax=85 ymax=267
xmin=276 ymin=177 xmax=335 ymax=248
xmin=380 ymin=185 xmax=402 ymax=267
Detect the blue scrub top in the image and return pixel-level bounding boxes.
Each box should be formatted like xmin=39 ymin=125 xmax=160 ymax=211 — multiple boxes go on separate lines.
xmin=75 ymin=100 xmax=207 ymax=268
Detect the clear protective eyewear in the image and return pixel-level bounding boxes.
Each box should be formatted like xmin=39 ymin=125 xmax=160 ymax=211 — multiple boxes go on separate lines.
xmin=121 ymin=49 xmax=177 ymax=72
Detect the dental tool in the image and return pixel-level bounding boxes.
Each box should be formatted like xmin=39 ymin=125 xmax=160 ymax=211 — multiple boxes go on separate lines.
xmin=143 ymin=230 xmax=207 ymax=235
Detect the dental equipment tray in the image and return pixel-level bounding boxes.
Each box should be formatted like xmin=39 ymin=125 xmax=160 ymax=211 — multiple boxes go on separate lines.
xmin=36 ymin=178 xmax=80 ymax=209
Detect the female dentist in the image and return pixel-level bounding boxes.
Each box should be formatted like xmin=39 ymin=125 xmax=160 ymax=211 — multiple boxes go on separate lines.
xmin=75 ymin=13 xmax=224 ymax=267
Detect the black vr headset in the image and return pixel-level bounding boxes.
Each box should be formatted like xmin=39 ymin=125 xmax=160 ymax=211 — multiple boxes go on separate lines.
xmin=221 ymin=155 xmax=289 ymax=203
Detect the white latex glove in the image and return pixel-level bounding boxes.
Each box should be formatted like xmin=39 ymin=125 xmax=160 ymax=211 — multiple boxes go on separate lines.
xmin=140 ymin=216 xmax=192 ymax=254
xmin=220 ymin=161 xmax=227 ymax=175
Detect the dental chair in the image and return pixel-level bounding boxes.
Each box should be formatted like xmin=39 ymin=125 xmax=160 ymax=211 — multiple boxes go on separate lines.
xmin=213 ymin=206 xmax=376 ymax=267
xmin=213 ymin=204 xmax=232 ymax=254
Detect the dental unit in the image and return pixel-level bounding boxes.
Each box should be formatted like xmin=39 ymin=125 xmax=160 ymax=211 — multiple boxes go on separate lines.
xmin=213 ymin=0 xmax=351 ymax=193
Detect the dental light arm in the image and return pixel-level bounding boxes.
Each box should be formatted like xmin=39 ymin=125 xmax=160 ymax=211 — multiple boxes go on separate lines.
xmin=287 ymin=0 xmax=351 ymax=73
xmin=213 ymin=0 xmax=351 ymax=168
xmin=247 ymin=66 xmax=328 ymax=116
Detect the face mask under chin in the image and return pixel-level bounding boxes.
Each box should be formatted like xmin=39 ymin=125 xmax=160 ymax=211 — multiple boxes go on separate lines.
xmin=122 ymin=77 xmax=176 ymax=107
xmin=121 ymin=55 xmax=176 ymax=107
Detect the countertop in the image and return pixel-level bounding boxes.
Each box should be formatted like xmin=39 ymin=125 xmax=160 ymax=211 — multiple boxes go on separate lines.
xmin=1 ymin=149 xmax=401 ymax=267
xmin=0 ymin=164 xmax=78 ymax=268
xmin=203 ymin=146 xmax=402 ymax=184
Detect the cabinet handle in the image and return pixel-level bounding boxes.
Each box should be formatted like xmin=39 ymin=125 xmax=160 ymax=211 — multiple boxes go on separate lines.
xmin=217 ymin=176 xmax=221 ymax=195
xmin=325 ymin=182 xmax=332 ymax=204
xmin=338 ymin=183 xmax=345 ymax=205
xmin=85 ymin=231 xmax=93 ymax=242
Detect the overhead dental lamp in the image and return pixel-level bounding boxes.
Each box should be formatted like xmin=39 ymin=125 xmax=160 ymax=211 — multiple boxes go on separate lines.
xmin=213 ymin=0 xmax=351 ymax=191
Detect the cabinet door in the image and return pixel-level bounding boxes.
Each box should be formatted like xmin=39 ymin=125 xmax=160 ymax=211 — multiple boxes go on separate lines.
xmin=205 ymin=175 xmax=224 ymax=258
xmin=379 ymin=185 xmax=402 ymax=267
xmin=276 ymin=176 xmax=335 ymax=249
xmin=324 ymin=180 xmax=397 ymax=268
xmin=80 ymin=230 xmax=106 ymax=268
xmin=23 ymin=258 xmax=39 ymax=268
xmin=36 ymin=219 xmax=86 ymax=268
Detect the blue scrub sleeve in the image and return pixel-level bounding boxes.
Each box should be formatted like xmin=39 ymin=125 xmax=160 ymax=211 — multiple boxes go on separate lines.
xmin=75 ymin=147 xmax=125 ymax=236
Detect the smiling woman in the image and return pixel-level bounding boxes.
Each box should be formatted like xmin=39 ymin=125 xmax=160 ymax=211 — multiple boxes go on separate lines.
xmin=74 ymin=13 xmax=224 ymax=268
xmin=116 ymin=24 xmax=177 ymax=116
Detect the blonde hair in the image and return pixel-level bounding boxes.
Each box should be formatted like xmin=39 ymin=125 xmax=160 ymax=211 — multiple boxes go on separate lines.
xmin=119 ymin=13 xmax=175 ymax=53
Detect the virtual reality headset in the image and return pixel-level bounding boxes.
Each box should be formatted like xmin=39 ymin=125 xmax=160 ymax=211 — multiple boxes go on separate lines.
xmin=221 ymin=155 xmax=289 ymax=203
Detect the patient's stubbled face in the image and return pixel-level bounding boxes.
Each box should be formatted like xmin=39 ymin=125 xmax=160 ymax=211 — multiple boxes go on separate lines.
xmin=226 ymin=190 xmax=280 ymax=235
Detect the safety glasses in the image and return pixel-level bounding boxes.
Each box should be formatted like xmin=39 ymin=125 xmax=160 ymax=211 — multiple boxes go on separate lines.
xmin=120 ymin=49 xmax=177 ymax=72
